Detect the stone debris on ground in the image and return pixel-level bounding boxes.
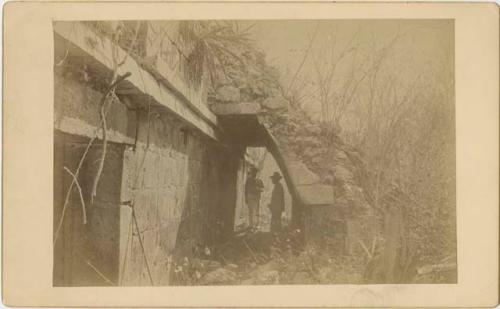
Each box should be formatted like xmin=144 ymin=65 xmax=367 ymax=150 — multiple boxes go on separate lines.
xmin=163 ymin=226 xmax=448 ymax=285
xmin=198 ymin=268 xmax=238 ymax=285
xmin=170 ymin=228 xmax=367 ymax=286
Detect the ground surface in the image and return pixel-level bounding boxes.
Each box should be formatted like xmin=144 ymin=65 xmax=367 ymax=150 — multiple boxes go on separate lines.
xmin=171 ymin=227 xmax=367 ymax=286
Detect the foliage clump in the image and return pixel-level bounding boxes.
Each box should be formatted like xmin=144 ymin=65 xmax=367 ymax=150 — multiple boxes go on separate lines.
xmin=177 ymin=21 xmax=281 ymax=103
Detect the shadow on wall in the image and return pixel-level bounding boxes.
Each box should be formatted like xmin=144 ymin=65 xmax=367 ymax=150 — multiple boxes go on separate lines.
xmin=169 ymin=133 xmax=242 ymax=284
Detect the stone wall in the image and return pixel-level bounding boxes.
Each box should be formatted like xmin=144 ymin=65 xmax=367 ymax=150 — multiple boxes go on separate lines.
xmin=118 ymin=109 xmax=241 ymax=286
xmin=54 ymin=66 xmax=242 ymax=286
xmin=305 ymin=205 xmax=347 ymax=254
xmin=53 ymin=132 xmax=125 ymax=286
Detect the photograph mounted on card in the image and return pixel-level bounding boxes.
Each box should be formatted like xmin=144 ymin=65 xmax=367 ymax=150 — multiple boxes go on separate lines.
xmin=2 ymin=1 xmax=498 ymax=308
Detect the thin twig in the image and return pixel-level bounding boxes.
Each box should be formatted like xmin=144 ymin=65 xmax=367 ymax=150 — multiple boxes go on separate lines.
xmin=132 ymin=206 xmax=155 ymax=285
xmin=119 ymin=214 xmax=134 ymax=285
xmin=358 ymin=239 xmax=373 ymax=259
xmin=55 ymin=23 xmax=76 ymax=67
xmin=85 ymin=260 xmax=116 ymax=286
xmin=242 ymin=239 xmax=259 ymax=264
xmin=117 ymin=21 xmax=143 ymax=67
xmin=286 ymin=22 xmax=320 ymax=96
xmin=370 ymin=236 xmax=378 ymax=256
xmin=90 ymin=92 xmax=110 ymax=205
xmin=55 ymin=49 xmax=69 ymax=67
xmin=54 ymin=136 xmax=96 ymax=246
xmin=90 ymin=72 xmax=131 ymax=204
xmin=63 ymin=166 xmax=87 ymax=224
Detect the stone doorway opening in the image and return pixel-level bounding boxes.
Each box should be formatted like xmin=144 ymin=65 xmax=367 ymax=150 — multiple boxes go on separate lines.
xmin=234 ymin=147 xmax=293 ymax=234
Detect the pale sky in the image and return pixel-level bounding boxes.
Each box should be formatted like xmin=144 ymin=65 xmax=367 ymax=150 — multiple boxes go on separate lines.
xmin=242 ymin=20 xmax=454 ymax=122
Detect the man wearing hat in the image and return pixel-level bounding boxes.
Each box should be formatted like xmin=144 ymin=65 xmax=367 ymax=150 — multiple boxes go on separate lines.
xmin=269 ymin=171 xmax=285 ymax=233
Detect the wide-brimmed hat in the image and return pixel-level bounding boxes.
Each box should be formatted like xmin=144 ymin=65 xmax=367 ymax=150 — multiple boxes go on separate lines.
xmin=270 ymin=172 xmax=282 ymax=180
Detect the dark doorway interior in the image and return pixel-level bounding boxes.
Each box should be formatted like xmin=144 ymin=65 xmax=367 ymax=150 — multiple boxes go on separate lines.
xmin=53 ymin=132 xmax=125 ymax=286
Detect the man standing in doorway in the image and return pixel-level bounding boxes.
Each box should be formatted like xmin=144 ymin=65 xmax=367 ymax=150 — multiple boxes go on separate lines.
xmin=269 ymin=171 xmax=285 ymax=233
xmin=245 ymin=167 xmax=264 ymax=231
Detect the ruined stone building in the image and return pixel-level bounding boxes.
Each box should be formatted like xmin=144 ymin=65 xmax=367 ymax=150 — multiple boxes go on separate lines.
xmin=52 ymin=21 xmax=358 ymax=286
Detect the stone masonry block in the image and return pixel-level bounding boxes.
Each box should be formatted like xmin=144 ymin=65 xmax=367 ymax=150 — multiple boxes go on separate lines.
xmin=142 ymin=150 xmax=160 ymax=188
xmin=121 ymin=147 xmax=136 ymax=202
xmin=133 ymin=190 xmax=155 ymax=229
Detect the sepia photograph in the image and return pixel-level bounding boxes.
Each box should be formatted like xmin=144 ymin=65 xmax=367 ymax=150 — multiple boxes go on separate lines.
xmin=53 ymin=19 xmax=456 ymax=287
xmin=3 ymin=1 xmax=499 ymax=307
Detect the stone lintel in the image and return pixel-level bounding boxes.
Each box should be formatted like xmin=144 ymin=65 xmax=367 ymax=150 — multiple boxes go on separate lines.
xmin=296 ymin=184 xmax=335 ymax=206
xmin=53 ymin=21 xmax=220 ymax=141
xmin=210 ymin=102 xmax=262 ymax=115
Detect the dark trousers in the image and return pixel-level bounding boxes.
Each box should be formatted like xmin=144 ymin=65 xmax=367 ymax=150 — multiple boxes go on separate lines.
xmin=270 ymin=211 xmax=282 ymax=232
xmin=247 ymin=200 xmax=259 ymax=228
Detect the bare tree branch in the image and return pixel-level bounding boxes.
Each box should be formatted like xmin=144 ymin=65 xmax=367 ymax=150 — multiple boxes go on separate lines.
xmin=286 ymin=22 xmax=320 ymax=95
xmin=63 ymin=166 xmax=87 ymax=224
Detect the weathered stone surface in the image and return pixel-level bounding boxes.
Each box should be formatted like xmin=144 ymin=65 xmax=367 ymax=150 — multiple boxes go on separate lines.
xmin=334 ymin=149 xmax=349 ymax=161
xmin=75 ymin=89 xmax=242 ymax=286
xmin=293 ymin=136 xmax=321 ymax=146
xmin=215 ymin=85 xmax=240 ymax=102
xmin=254 ymin=270 xmax=280 ymax=284
xmin=253 ymin=260 xmax=280 ymax=273
xmin=240 ymin=277 xmax=255 ymax=285
xmin=291 ymin=271 xmax=314 ymax=284
xmin=199 ymin=268 xmax=237 ymax=285
xmin=304 ymin=123 xmax=322 ymax=135
xmin=54 ymin=24 xmax=249 ymax=286
xmin=261 ymin=96 xmax=288 ymax=110
xmin=54 ymin=70 xmax=132 ymax=140
xmin=210 ymin=102 xmax=262 ymax=115
xmin=334 ymin=165 xmax=354 ymax=183
xmin=54 ymin=22 xmax=220 ymax=141
xmin=288 ymin=161 xmax=320 ymax=186
xmin=225 ymin=263 xmax=239 ymax=271
xmin=296 ymin=184 xmax=334 ymax=205
xmin=260 ymin=105 xmax=372 ymax=220
xmin=191 ymin=258 xmax=222 ymax=271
